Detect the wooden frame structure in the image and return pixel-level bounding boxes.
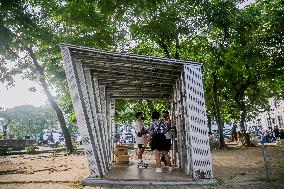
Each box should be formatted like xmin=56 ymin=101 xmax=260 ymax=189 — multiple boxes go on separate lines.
xmin=60 ymin=44 xmax=213 ymax=179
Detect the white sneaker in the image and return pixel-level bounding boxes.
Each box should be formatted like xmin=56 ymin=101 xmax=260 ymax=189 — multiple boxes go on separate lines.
xmin=156 ymin=168 xmax=162 ymax=173
xmin=169 ymin=167 xmax=174 ymax=171
xmin=137 ymin=159 xmax=142 ymax=165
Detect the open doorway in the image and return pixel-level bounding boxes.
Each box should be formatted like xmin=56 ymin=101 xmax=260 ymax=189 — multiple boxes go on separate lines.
xmin=60 ymin=44 xmax=213 ymax=184
xmin=111 ymin=99 xmax=180 ymax=178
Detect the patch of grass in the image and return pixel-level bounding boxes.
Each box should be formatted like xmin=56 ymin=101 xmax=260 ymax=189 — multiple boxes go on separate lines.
xmin=215 ymin=178 xmax=224 ymax=185
xmin=68 ymin=181 xmax=84 ymax=189
xmin=25 ymin=145 xmax=36 ymax=154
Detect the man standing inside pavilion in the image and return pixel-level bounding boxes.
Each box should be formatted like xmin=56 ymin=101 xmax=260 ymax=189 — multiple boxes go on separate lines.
xmin=134 ymin=111 xmax=147 ymax=167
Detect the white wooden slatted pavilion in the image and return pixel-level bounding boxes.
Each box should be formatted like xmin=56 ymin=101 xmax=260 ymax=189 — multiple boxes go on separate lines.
xmin=60 ymin=44 xmax=213 ymax=180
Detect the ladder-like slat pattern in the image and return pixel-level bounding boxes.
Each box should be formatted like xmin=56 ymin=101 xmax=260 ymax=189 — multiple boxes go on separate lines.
xmin=60 ymin=46 xmax=101 ymax=177
xmin=183 ymin=65 xmax=213 ymax=179
xmin=99 ymin=85 xmax=110 ymax=170
xmin=85 ymin=71 xmax=107 ymax=175
xmin=60 ymin=44 xmax=213 ymax=180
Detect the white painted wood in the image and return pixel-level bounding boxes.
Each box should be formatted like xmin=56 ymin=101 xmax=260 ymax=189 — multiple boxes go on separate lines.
xmin=60 ymin=44 xmax=213 ymax=179
xmin=183 ymin=65 xmax=213 ymax=179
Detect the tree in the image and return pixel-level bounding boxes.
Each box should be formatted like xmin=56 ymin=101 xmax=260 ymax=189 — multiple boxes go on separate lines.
xmin=0 ymin=105 xmax=58 ymax=138
xmin=0 ymin=0 xmax=74 ymax=152
xmin=0 ymin=115 xmax=9 ymax=138
xmin=44 ymin=0 xmax=284 ymax=149
xmin=0 ymin=0 xmax=122 ymax=152
xmin=215 ymin=0 xmax=284 ymax=132
xmin=179 ymin=0 xmax=283 ymax=147
xmin=1 ymin=0 xmax=282 ymax=150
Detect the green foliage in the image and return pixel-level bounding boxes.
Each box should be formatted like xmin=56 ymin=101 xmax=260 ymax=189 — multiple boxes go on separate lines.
xmin=67 ymin=122 xmax=79 ymax=137
xmin=214 ymin=0 xmax=284 ymax=126
xmin=178 ymin=0 xmax=284 ymax=129
xmin=0 ymin=105 xmax=58 ymax=138
xmin=72 ymin=141 xmax=79 ymax=152
xmin=0 ymin=0 xmax=283 ymax=143
xmin=58 ymin=143 xmax=65 ymax=148
xmin=25 ymin=145 xmax=36 ymax=154
xmin=0 ymin=0 xmax=76 ymax=152
xmin=0 ymin=146 xmax=12 ymax=156
xmin=115 ymin=99 xmax=167 ymax=126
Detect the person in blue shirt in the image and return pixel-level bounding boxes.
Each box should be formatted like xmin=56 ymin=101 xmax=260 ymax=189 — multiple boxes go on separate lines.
xmin=149 ymin=111 xmax=173 ymax=173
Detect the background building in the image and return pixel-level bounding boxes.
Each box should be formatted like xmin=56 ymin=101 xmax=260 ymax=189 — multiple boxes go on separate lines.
xmin=247 ymin=98 xmax=284 ymax=131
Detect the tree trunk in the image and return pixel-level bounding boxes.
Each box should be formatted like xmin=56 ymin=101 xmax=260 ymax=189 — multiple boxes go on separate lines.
xmin=207 ymin=114 xmax=212 ymax=133
xmin=157 ymin=39 xmax=171 ymax=58
xmin=239 ymin=99 xmax=252 ymax=146
xmin=231 ymin=123 xmax=237 ymax=142
xmin=3 ymin=124 xmax=7 ymax=138
xmin=212 ymin=72 xmax=225 ymax=148
xmin=239 ymin=99 xmax=247 ymax=131
xmin=2 ymin=116 xmax=9 ymax=138
xmin=26 ymin=47 xmax=74 ymax=153
xmin=175 ymin=32 xmax=180 ymax=59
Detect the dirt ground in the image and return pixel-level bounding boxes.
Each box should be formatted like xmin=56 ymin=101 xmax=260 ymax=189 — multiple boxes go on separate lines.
xmin=210 ymin=146 xmax=284 ymax=189
xmin=0 ymin=146 xmax=283 ymax=189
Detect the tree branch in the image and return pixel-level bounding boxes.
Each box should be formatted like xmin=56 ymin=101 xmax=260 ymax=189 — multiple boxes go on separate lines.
xmin=157 ymin=39 xmax=171 ymax=58
xmin=175 ymin=31 xmax=180 ymax=59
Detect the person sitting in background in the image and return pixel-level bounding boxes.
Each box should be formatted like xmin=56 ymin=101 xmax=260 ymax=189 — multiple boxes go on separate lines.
xmin=232 ymin=130 xmax=238 ymax=142
xmin=208 ymin=131 xmax=215 ymax=141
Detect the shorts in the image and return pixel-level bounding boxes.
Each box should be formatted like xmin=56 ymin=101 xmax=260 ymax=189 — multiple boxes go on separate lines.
xmin=150 ymin=133 xmax=167 ymax=151
xmin=164 ymin=139 xmax=171 ymax=151
xmin=138 ymin=144 xmax=145 ymax=148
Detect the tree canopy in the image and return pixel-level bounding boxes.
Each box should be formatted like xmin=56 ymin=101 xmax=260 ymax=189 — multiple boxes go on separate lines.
xmin=0 ymin=105 xmax=58 ymax=138
xmin=0 ymin=0 xmax=283 ymax=148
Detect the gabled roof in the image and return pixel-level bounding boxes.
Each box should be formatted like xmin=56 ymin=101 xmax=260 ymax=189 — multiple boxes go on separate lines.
xmin=60 ymin=43 xmax=201 ymax=99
